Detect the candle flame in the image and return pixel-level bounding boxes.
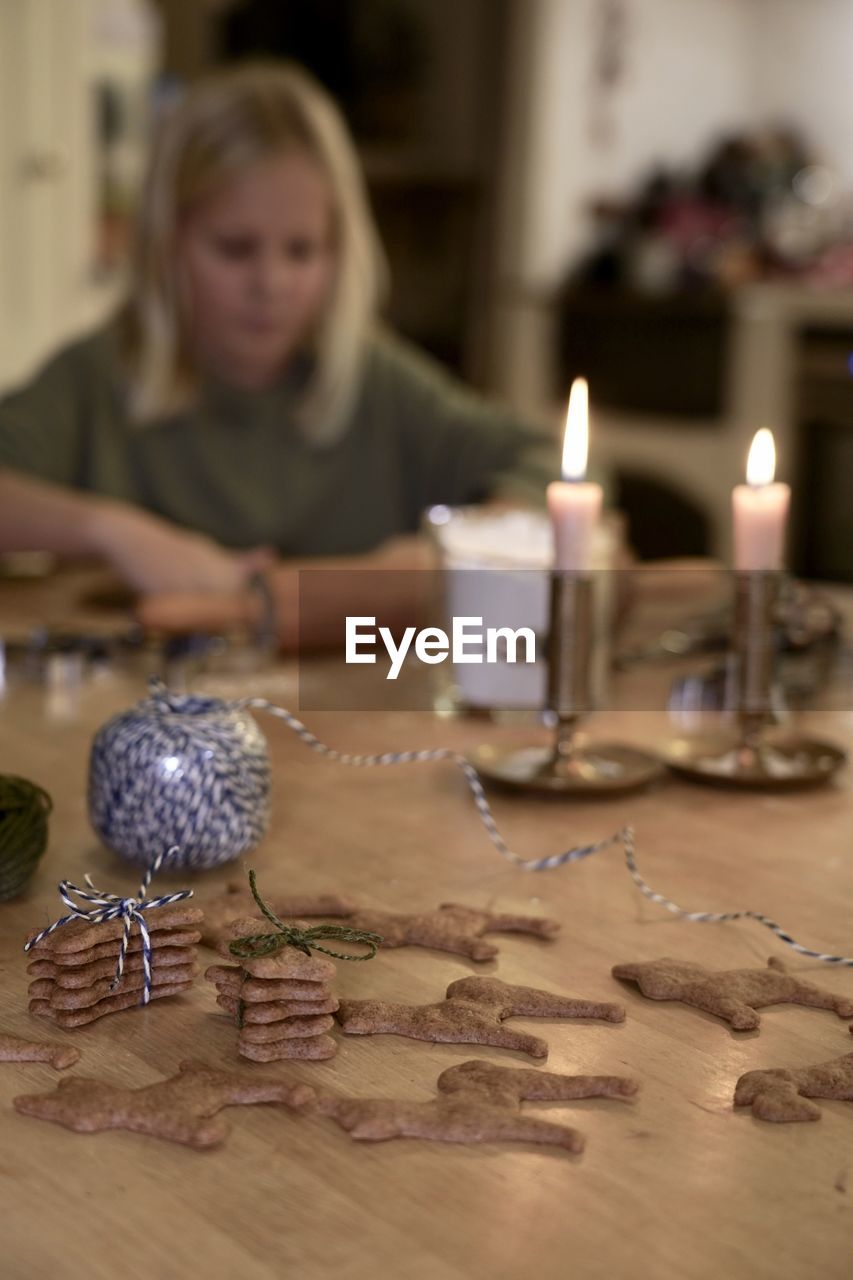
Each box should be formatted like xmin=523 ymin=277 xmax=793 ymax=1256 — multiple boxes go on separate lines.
xmin=561 ymin=377 xmax=589 ymax=481
xmin=746 ymin=428 xmax=776 ymax=486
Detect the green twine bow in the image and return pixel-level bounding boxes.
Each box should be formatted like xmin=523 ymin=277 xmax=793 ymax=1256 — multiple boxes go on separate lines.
xmin=229 ymin=870 xmax=383 ymax=964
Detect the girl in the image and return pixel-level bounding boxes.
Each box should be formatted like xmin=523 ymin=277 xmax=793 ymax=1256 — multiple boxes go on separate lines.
xmin=0 ymin=62 xmax=553 ymax=648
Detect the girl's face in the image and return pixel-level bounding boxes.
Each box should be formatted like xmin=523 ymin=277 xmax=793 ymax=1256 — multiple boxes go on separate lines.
xmin=180 ymin=151 xmax=336 ymax=388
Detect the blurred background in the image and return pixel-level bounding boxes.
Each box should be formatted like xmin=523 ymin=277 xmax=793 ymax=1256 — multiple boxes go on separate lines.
xmin=3 ymin=0 xmax=853 ymax=578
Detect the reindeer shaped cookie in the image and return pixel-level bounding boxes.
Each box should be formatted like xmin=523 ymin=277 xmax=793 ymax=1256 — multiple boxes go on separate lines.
xmin=198 ymin=884 xmax=356 ymax=948
xmin=612 ymin=956 xmax=853 ymax=1031
xmin=318 ymin=1059 xmax=638 ymax=1153
xmin=14 ymin=1059 xmax=317 ymax=1147
xmin=735 ymin=1051 xmax=853 ymax=1122
xmin=199 ymin=884 xmax=559 ymax=962
xmin=336 ymin=975 xmax=625 ymax=1058
xmin=338 ymin=903 xmax=560 ymax=961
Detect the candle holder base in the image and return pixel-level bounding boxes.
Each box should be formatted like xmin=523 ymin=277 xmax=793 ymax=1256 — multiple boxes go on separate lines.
xmin=663 ymin=731 xmax=846 ymax=791
xmin=470 ymin=740 xmax=663 ymax=796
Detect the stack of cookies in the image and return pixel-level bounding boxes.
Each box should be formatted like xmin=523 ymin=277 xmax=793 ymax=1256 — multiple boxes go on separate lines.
xmin=206 ymin=917 xmax=339 ymax=1062
xmin=25 ymin=903 xmax=202 ymax=1029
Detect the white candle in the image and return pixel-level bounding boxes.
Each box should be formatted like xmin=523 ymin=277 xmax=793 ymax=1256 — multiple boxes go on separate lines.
xmin=546 ymin=377 xmax=603 ymax=573
xmin=732 ymin=428 xmax=791 ymax=571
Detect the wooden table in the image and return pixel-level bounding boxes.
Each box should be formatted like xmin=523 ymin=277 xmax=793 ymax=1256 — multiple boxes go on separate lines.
xmin=1 ymin=630 xmax=853 ymax=1278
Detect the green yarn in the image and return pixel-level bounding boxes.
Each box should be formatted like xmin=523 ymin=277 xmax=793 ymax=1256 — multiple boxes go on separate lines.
xmin=229 ymin=869 xmax=383 ymax=963
xmin=0 ymin=775 xmax=52 ymax=901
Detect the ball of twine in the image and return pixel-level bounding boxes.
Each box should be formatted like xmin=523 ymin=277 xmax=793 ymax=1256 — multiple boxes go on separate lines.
xmin=87 ymin=682 xmax=271 ymax=872
xmin=0 ymin=775 xmax=52 ymax=900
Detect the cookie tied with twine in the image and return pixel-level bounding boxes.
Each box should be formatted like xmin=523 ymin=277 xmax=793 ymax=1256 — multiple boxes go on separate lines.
xmin=228 ymin=871 xmax=383 ymax=965
xmin=0 ymin=775 xmax=51 ymax=901
xmin=209 ymin=871 xmax=382 ymax=1060
xmin=24 ymin=848 xmax=200 ymax=1019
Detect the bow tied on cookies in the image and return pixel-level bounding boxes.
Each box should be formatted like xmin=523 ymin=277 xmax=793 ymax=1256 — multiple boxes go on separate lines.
xmin=229 ymin=871 xmax=383 ymax=964
xmin=24 ymin=847 xmax=193 ymax=1005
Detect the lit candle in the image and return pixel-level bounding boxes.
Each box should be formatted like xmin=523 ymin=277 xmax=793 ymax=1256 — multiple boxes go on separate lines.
xmin=547 ymin=377 xmax=603 ymax=573
xmin=732 ymin=428 xmax=791 ymax=571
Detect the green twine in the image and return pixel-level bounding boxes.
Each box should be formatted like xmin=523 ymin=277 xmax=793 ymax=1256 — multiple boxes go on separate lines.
xmin=229 ymin=870 xmax=383 ymax=962
xmin=0 ymin=775 xmax=51 ymax=902
xmin=228 ymin=870 xmax=382 ymax=1029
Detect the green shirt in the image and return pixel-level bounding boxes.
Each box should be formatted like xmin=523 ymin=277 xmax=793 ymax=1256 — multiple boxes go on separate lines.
xmin=0 ymin=324 xmax=556 ymax=556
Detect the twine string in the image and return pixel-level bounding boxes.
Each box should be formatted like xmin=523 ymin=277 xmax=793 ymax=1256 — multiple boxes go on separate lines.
xmin=239 ymin=698 xmax=616 ymax=872
xmin=23 ymin=847 xmax=193 ymax=1003
xmin=237 ymin=696 xmax=853 ymax=968
xmin=620 ymin=826 xmax=853 ymax=966
xmin=229 ymin=869 xmax=383 ymax=963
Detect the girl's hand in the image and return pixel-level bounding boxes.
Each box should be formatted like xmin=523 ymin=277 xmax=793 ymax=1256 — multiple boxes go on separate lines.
xmin=90 ymin=501 xmax=272 ymax=595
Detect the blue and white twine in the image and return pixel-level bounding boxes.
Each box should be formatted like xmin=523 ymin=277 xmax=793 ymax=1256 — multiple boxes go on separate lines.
xmin=88 ymin=686 xmax=271 ymax=870
xmin=85 ymin=680 xmax=852 ymax=968
xmin=241 ymin=696 xmax=853 ymax=968
xmin=240 ymin=697 xmax=620 ymax=872
xmin=23 ymin=846 xmax=193 ymax=1003
xmin=619 ymin=826 xmax=853 ymax=967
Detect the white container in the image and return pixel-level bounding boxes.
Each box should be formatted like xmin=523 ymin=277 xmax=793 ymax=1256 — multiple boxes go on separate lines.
xmin=423 ymin=506 xmax=616 ymax=716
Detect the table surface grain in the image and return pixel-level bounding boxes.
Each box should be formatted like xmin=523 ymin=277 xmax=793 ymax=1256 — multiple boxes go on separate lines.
xmin=1 ymin=627 xmax=853 ymax=1280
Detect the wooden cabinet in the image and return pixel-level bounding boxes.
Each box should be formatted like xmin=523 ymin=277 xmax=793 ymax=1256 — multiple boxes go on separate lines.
xmin=792 ymin=328 xmax=853 ymax=582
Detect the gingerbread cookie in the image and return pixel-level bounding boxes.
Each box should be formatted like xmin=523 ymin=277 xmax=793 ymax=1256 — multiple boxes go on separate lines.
xmin=14 ymin=1058 xmax=317 ymax=1147
xmin=26 ymin=892 xmax=203 ymax=1025
xmin=238 ymin=1014 xmax=335 ymax=1044
xmin=31 ymin=962 xmax=199 ymax=1011
xmin=238 ymin=1036 xmax=337 ymax=1063
xmin=215 ymin=920 xmax=336 ymax=982
xmin=26 ymin=929 xmax=202 ymax=969
xmin=336 ymin=976 xmax=624 ymax=1059
xmin=735 ymin=1051 xmax=853 ymax=1122
xmin=30 ymin=980 xmax=194 ymax=1028
xmin=24 ymin=903 xmax=203 ymax=955
xmin=208 ymin=919 xmax=341 ymax=1063
xmin=316 ymin=1059 xmax=637 ymax=1152
xmin=201 ymin=885 xmax=561 ymax=963
xmin=205 ymin=963 xmax=329 ymax=1003
xmin=612 ymin=956 xmax=853 ymax=1031
xmin=198 ymin=884 xmax=357 ymax=949
xmin=337 ymin=903 xmax=560 ymax=962
xmin=215 ymin=993 xmax=339 ymax=1023
xmin=28 ymin=946 xmax=196 ymax=987
xmin=0 ymin=1032 xmax=80 ymax=1070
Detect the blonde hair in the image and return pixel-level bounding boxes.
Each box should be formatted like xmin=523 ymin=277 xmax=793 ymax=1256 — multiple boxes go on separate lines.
xmin=121 ymin=61 xmax=387 ymax=441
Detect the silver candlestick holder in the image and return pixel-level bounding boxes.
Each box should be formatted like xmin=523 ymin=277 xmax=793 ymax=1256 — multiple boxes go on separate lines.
xmin=471 ymin=572 xmax=663 ymax=795
xmin=665 ymin=571 xmax=846 ymax=789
